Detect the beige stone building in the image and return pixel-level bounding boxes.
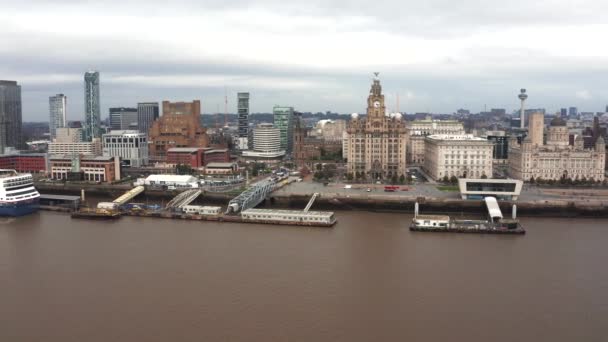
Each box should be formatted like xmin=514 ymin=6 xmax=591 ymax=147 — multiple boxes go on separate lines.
xmin=423 ymin=134 xmax=493 ymax=180
xmin=346 ymin=74 xmax=407 ymax=180
xmin=508 ymin=117 xmax=606 ymax=182
xmin=528 ymin=112 xmax=544 ymax=147
xmin=406 ymin=119 xmax=465 ymax=164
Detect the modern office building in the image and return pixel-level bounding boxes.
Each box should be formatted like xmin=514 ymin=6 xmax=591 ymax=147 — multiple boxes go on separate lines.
xmin=148 ymin=100 xmax=209 ymax=161
xmin=137 ymin=102 xmax=159 ymax=136
xmin=49 ymin=94 xmax=67 ymax=140
xmin=568 ymin=107 xmax=578 ymax=118
xmin=423 ymin=134 xmax=494 ymax=180
xmin=242 ymin=123 xmax=285 ymax=159
xmin=0 ymin=80 xmax=23 ymax=153
xmin=508 ymin=116 xmax=605 ymax=182
xmin=237 ymin=92 xmax=250 ymax=150
xmin=273 ymin=106 xmax=294 ymax=153
xmin=55 ymin=127 xmax=83 ymax=143
xmin=346 ymin=74 xmax=408 ymax=180
xmin=84 ymin=71 xmax=101 ymax=141
xmin=560 ymin=108 xmax=568 ymax=118
xmin=109 ymin=107 xmax=138 ymax=131
xmin=406 ymin=119 xmax=465 ymax=164
xmin=486 ymin=132 xmax=509 ymax=161
xmin=102 ymin=130 xmax=148 ymax=167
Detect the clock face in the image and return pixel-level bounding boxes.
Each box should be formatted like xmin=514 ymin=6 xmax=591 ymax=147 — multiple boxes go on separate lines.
xmin=373 ymin=101 xmax=380 ymax=108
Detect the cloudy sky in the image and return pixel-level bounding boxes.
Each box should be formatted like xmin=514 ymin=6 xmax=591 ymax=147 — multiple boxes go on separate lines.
xmin=2 ymin=0 xmax=608 ymax=121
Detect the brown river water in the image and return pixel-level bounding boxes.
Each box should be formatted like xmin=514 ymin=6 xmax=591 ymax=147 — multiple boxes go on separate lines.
xmin=1 ymin=211 xmax=607 ymax=341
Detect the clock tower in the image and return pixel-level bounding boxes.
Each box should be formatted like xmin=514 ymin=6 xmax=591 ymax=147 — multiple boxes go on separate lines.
xmin=367 ymin=72 xmax=385 ymax=119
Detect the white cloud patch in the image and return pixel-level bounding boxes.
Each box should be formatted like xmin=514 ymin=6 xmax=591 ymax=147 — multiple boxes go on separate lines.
xmin=2 ymin=0 xmax=608 ymax=120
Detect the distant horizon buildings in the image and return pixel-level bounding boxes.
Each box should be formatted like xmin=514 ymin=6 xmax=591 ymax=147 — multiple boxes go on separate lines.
xmin=0 ymin=80 xmax=23 ymax=153
xmin=48 ymin=94 xmax=67 ymax=140
xmin=83 ymin=71 xmax=101 ymax=142
xmin=137 ymin=102 xmax=159 ymax=136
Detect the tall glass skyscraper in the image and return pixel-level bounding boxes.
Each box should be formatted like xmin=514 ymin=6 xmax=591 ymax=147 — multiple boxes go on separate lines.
xmin=137 ymin=102 xmax=160 ymax=136
xmin=49 ymin=94 xmax=67 ymax=140
xmin=237 ymin=92 xmax=250 ymax=150
xmin=0 ymin=80 xmax=22 ymax=153
xmin=273 ymin=106 xmax=294 ymax=153
xmin=84 ymin=71 xmax=101 ymax=141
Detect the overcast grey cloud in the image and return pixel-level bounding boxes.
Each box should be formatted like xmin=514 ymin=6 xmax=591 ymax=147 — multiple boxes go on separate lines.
xmin=2 ymin=0 xmax=608 ymax=121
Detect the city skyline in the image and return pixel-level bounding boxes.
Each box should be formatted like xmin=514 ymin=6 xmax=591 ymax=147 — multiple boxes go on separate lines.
xmin=2 ymin=0 xmax=608 ymax=120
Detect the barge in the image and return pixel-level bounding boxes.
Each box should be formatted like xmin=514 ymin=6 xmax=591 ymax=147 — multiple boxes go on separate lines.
xmin=71 ymin=208 xmax=122 ymax=220
xmin=410 ymin=197 xmax=525 ymax=235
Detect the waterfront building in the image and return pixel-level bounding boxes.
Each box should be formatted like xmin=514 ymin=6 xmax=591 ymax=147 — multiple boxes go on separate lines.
xmin=423 ymin=134 xmax=494 ymax=180
xmin=203 ymin=162 xmax=239 ymax=175
xmin=109 ymin=107 xmax=138 ymax=131
xmin=273 ymin=106 xmax=294 ymax=153
xmin=237 ymin=92 xmax=250 ymax=150
xmin=48 ymin=139 xmax=101 ymax=156
xmin=0 ymin=153 xmax=48 ymax=173
xmin=102 ymin=130 xmax=148 ymax=167
xmin=49 ymin=155 xmax=120 ymax=182
xmin=55 ymin=127 xmax=83 ymax=143
xmin=406 ymin=119 xmax=465 ymax=165
xmin=136 ymin=174 xmax=199 ymax=188
xmin=458 ymin=178 xmax=523 ymax=200
xmin=49 ymin=94 xmax=67 ymax=140
xmin=0 ymin=80 xmax=23 ymax=153
xmin=137 ymin=102 xmax=159 ymax=136
xmin=148 ymin=100 xmax=210 ymax=161
xmin=242 ymin=123 xmax=285 ymax=159
xmin=346 ymin=74 xmax=407 ymax=180
xmin=508 ymin=116 xmax=605 ymax=182
xmin=84 ymin=71 xmax=101 ymax=142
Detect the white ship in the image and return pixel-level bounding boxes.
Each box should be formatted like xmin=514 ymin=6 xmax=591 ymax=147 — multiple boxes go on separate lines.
xmin=0 ymin=169 xmax=40 ymax=216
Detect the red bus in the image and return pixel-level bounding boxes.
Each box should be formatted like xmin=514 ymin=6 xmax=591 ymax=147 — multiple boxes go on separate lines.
xmin=384 ymin=186 xmax=399 ymax=192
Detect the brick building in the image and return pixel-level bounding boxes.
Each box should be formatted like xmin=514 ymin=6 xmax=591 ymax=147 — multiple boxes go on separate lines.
xmin=148 ymin=100 xmax=210 ymax=161
xmin=49 ymin=155 xmax=120 ymax=182
xmin=166 ymin=147 xmax=230 ymax=168
xmin=0 ymin=153 xmax=47 ymax=173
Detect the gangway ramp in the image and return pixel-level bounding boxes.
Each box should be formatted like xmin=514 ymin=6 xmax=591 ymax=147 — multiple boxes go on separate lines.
xmin=226 ymin=178 xmax=275 ymax=214
xmin=304 ymin=193 xmax=319 ymax=212
xmin=113 ymin=186 xmax=145 ymax=205
xmin=166 ymin=189 xmax=202 ymax=209
xmin=484 ymin=196 xmax=503 ymax=223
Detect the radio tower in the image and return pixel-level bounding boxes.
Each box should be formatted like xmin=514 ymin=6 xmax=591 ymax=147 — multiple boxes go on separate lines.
xmin=518 ymin=89 xmax=528 ymax=129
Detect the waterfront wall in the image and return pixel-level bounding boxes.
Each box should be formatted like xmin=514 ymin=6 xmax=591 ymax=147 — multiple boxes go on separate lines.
xmin=35 ymin=182 xmax=608 ymax=217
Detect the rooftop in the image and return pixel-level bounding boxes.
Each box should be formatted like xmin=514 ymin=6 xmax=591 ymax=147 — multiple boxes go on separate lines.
xmin=426 ymin=134 xmax=488 ymax=142
xmin=242 ymin=208 xmax=334 ymax=217
xmin=206 ymin=162 xmax=236 ymax=168
xmin=167 ymin=147 xmax=201 ymax=153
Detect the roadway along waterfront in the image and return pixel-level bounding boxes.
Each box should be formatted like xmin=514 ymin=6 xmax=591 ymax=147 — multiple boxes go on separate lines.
xmin=1 ymin=211 xmax=608 ymax=341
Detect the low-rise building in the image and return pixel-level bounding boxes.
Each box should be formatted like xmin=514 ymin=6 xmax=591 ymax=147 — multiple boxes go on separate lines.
xmin=203 ymin=162 xmax=239 ymax=175
xmin=102 ymin=130 xmax=148 ymax=167
xmin=458 ymin=178 xmax=523 ymax=200
xmin=49 ymin=155 xmax=120 ymax=182
xmin=136 ymin=174 xmax=199 ymax=188
xmin=0 ymin=153 xmax=48 ymax=173
xmin=423 ymin=134 xmax=494 ymax=180
xmin=48 ymin=138 xmax=101 ymax=156
xmin=166 ymin=147 xmax=231 ymax=168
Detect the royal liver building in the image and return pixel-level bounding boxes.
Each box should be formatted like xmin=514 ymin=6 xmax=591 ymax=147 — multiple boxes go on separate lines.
xmin=346 ymin=74 xmax=407 ymax=180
